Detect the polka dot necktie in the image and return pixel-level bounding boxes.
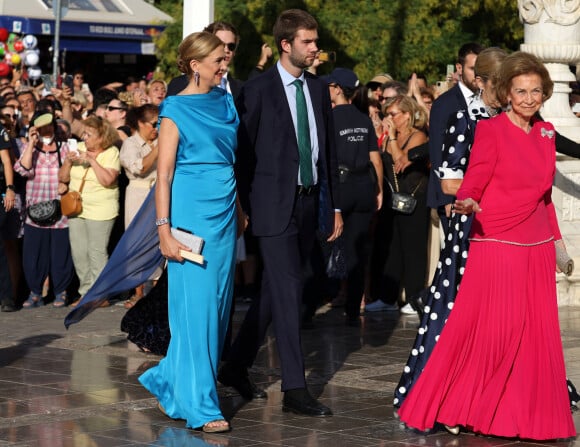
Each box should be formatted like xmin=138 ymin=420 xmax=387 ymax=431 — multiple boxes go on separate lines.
xmin=292 ymin=79 xmax=313 ymax=189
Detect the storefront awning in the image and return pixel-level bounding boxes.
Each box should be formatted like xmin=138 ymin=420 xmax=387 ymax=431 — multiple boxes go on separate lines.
xmin=0 ymin=0 xmax=172 ymax=55
xmin=0 ymin=16 xmax=164 ymax=54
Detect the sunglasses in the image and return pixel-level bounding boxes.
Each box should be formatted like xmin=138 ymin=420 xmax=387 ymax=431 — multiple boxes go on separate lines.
xmin=3 ymin=113 xmax=17 ymax=120
xmin=224 ymin=42 xmax=237 ymax=52
xmin=107 ymin=106 xmax=127 ymax=111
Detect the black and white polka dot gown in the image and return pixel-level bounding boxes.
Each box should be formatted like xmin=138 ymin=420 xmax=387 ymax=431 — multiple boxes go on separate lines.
xmin=393 ymin=100 xmax=487 ymax=408
xmin=393 ymin=100 xmax=580 ymax=409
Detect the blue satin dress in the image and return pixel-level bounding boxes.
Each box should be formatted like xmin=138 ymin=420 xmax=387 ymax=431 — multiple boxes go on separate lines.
xmin=139 ymin=88 xmax=239 ymax=429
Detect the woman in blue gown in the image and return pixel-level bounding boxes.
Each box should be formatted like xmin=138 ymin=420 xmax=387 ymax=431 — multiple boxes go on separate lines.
xmin=139 ymin=31 xmax=240 ymax=433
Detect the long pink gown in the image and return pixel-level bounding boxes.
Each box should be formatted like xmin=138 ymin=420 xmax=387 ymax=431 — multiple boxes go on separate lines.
xmin=397 ymin=113 xmax=576 ymax=440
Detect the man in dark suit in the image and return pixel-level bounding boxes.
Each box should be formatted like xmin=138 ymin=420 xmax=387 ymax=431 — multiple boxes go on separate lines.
xmin=167 ymin=21 xmax=244 ymax=98
xmin=427 ymin=43 xmax=483 ymax=234
xmin=219 ymin=9 xmax=342 ymax=417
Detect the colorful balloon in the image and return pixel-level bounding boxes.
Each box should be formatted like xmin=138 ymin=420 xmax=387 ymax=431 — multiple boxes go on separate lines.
xmin=27 ymin=66 xmax=41 ymax=80
xmin=0 ymin=29 xmax=8 ymax=43
xmin=10 ymin=53 xmax=20 ymax=65
xmin=0 ymin=62 xmax=10 ymax=77
xmin=13 ymin=40 xmax=24 ymax=53
xmin=22 ymin=35 xmax=38 ymax=50
xmin=0 ymin=44 xmax=5 ymax=57
xmin=23 ymin=50 xmax=39 ymax=67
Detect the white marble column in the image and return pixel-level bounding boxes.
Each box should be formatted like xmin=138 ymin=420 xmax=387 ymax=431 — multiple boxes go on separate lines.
xmin=518 ymin=0 xmax=580 ymax=305
xmin=183 ymin=0 xmax=215 ymax=38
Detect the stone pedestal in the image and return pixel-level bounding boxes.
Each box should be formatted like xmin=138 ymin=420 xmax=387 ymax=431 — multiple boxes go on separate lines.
xmin=553 ymin=157 xmax=580 ymax=305
xmin=518 ymin=0 xmax=580 ymax=305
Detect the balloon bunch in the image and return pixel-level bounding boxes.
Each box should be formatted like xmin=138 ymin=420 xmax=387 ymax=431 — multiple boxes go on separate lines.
xmin=0 ymin=28 xmax=41 ymax=80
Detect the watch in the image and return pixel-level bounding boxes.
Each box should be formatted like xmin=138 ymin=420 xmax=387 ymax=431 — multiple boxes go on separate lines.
xmin=5 ymin=185 xmax=15 ymax=191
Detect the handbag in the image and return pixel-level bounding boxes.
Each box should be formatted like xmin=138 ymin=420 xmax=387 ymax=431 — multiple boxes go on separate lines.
xmin=27 ymin=199 xmax=62 ymax=225
xmin=26 ymin=141 xmax=65 ymax=225
xmin=326 ymin=236 xmax=347 ymax=279
xmin=388 ymin=165 xmax=422 ymax=215
xmin=171 ymin=226 xmax=205 ymax=264
xmin=61 ymin=168 xmax=88 ymax=217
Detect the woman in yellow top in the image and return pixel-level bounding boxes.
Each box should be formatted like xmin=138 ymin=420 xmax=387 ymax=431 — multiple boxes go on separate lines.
xmin=59 ymin=116 xmax=120 ymax=304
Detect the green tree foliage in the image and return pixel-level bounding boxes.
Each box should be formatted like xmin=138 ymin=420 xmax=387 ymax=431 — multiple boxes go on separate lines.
xmin=152 ymin=0 xmax=184 ymax=80
xmin=153 ymin=0 xmax=523 ymax=84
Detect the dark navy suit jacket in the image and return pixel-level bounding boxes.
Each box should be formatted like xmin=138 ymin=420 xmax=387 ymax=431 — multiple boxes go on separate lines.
xmin=427 ymin=83 xmax=468 ymax=209
xmin=235 ymin=67 xmax=338 ymax=237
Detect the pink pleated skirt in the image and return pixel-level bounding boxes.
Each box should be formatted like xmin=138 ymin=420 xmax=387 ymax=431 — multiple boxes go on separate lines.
xmin=398 ymin=240 xmax=576 ymax=440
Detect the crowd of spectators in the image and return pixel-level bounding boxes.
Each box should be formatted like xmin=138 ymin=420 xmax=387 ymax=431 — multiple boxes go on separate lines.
xmin=0 ymin=68 xmax=166 ymax=310
xmin=0 ymin=38 xmax=576 ymax=320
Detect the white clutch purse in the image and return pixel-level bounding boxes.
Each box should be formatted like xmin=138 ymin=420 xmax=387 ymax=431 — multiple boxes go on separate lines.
xmin=171 ymin=227 xmax=205 ymax=264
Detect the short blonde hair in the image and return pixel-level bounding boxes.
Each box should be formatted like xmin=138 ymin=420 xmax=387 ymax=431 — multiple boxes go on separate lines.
xmin=495 ymin=51 xmax=553 ymax=107
xmin=383 ymin=95 xmax=427 ymax=132
xmin=177 ymin=31 xmax=224 ymax=76
xmin=82 ymin=116 xmax=119 ymax=149
xmin=147 ymin=79 xmax=167 ymax=94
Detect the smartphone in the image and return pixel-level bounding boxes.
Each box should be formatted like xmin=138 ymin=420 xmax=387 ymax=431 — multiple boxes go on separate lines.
xmin=63 ymin=74 xmax=74 ymax=91
xmin=67 ymin=138 xmax=78 ymax=155
xmin=318 ymin=51 xmax=336 ymax=63
xmin=40 ymin=74 xmax=52 ymax=90
xmin=446 ymin=64 xmax=455 ymax=78
xmin=81 ymin=82 xmax=89 ymax=92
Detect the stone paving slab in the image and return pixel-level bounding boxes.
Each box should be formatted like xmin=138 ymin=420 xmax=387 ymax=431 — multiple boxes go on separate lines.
xmin=0 ymin=303 xmax=578 ymax=446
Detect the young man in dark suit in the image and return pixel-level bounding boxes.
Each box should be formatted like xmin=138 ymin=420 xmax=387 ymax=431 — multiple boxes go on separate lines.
xmin=219 ymin=9 xmax=342 ymax=417
xmin=167 ymin=21 xmax=244 ymax=99
xmin=427 ymin=43 xmax=483 ymax=235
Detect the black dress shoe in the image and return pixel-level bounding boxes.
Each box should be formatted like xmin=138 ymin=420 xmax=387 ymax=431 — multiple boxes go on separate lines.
xmin=282 ymin=388 xmax=332 ymax=417
xmin=217 ymin=364 xmax=267 ymax=400
xmin=1 ymin=303 xmax=18 ymax=312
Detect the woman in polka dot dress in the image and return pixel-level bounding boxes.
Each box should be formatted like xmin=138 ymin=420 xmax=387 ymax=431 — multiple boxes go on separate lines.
xmin=394 ymin=48 xmax=507 ymax=409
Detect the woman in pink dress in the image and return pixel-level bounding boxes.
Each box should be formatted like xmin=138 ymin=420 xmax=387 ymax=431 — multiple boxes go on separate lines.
xmin=397 ymin=51 xmax=576 ymax=440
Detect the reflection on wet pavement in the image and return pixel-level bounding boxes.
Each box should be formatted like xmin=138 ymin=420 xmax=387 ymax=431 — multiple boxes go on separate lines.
xmin=0 ymin=303 xmax=578 ymax=446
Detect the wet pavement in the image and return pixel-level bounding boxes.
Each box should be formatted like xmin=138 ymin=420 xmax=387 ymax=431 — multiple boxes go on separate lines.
xmin=0 ymin=301 xmax=579 ymax=446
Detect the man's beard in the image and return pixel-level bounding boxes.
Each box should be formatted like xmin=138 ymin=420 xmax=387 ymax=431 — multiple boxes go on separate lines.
xmin=288 ymin=52 xmax=313 ymax=69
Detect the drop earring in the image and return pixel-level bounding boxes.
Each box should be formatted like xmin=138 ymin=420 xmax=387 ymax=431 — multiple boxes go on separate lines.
xmin=194 ymin=71 xmax=200 ymax=87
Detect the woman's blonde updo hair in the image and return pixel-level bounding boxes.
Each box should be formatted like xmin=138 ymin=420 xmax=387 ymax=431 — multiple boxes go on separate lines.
xmin=177 ymin=31 xmax=224 ymax=76
xmin=474 ymin=47 xmax=507 ymax=84
xmin=383 ymin=95 xmax=428 ymax=132
xmin=495 ymin=51 xmax=553 ymax=107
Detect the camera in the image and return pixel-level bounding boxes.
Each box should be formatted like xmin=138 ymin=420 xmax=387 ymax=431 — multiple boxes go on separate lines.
xmin=435 ymin=80 xmax=450 ymax=94
xmin=318 ymin=51 xmax=336 ymax=63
